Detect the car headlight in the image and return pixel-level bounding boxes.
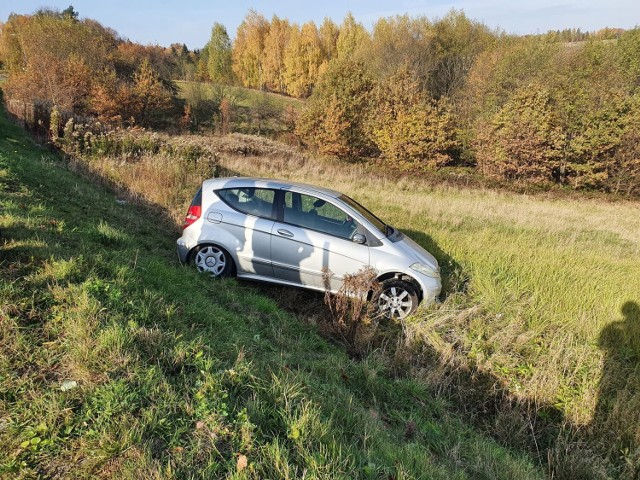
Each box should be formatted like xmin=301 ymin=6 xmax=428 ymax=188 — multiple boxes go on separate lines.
xmin=410 ymin=262 xmax=439 ymax=278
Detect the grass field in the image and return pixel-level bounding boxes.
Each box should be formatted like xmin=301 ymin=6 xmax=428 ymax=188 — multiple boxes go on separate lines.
xmin=59 ymin=115 xmax=640 ymax=478
xmin=175 ymin=81 xmax=302 ymax=137
xmin=37 ymin=98 xmax=640 ymax=478
xmin=5 ymin=69 xmax=640 ymax=474
xmin=218 ymin=150 xmax=640 ymax=477
xmin=0 ymin=109 xmax=545 ymax=476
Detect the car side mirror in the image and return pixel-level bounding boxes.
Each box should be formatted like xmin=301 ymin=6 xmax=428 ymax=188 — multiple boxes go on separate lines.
xmin=352 ymin=233 xmax=367 ymax=245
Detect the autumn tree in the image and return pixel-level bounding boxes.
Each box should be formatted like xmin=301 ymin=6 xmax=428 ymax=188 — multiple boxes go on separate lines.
xmin=475 ymin=86 xmax=566 ymax=182
xmin=283 ymin=22 xmax=323 ymax=98
xmin=368 ymin=16 xmax=435 ymax=85
xmin=335 ymin=13 xmax=370 ymax=61
xmin=207 ymin=23 xmax=234 ymax=84
xmin=261 ymin=16 xmax=292 ymax=93
xmin=89 ymin=68 xmax=131 ymax=126
xmin=366 ymin=66 xmax=457 ymax=169
xmin=296 ymin=58 xmax=375 ymax=158
xmin=232 ymin=10 xmax=269 ymax=89
xmin=319 ymin=18 xmax=340 ymax=62
xmin=0 ymin=10 xmax=115 ymax=112
xmin=430 ymin=10 xmax=495 ymax=98
xmin=196 ymin=44 xmax=210 ymax=81
xmin=130 ymin=59 xmax=177 ymax=128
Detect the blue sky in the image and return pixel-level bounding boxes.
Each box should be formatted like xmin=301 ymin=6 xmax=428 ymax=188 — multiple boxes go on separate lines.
xmin=1 ymin=1 xmax=638 ymax=49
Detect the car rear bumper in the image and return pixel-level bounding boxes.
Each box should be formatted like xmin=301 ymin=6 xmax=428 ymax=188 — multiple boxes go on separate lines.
xmin=176 ymin=238 xmax=190 ymax=264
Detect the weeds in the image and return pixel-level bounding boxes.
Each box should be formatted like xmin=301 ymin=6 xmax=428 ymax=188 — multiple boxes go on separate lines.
xmin=322 ymin=267 xmax=382 ymax=353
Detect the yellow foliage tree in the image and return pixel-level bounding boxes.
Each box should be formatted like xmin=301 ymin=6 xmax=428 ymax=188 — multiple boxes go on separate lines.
xmin=336 ymin=13 xmax=370 ymax=60
xmin=232 ymin=10 xmax=269 ymax=89
xmin=283 ymin=22 xmax=323 ymax=98
xmin=261 ymin=16 xmax=292 ymax=94
xmin=366 ymin=66 xmax=456 ymax=169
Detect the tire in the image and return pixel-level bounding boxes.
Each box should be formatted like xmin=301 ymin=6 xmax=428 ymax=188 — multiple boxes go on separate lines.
xmin=376 ymin=279 xmax=419 ymax=319
xmin=192 ymin=244 xmax=234 ymax=278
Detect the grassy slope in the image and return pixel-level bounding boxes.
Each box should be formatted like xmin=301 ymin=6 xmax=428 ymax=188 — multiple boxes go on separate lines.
xmin=0 ymin=113 xmax=541 ymax=476
xmin=175 ymin=80 xmax=302 ymax=136
xmin=217 ymin=151 xmax=640 ymax=474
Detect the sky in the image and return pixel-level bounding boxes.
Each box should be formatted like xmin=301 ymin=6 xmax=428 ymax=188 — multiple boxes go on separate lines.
xmin=1 ymin=0 xmax=639 ymax=49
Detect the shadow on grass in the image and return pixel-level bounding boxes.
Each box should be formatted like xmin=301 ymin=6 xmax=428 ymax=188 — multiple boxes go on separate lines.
xmin=591 ymin=301 xmax=640 ymax=477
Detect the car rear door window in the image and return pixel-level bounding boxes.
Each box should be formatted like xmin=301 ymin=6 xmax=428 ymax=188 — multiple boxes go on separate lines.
xmin=218 ymin=188 xmax=276 ymax=219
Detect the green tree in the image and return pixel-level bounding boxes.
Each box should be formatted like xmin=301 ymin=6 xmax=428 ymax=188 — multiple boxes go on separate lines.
xmin=570 ymin=94 xmax=640 ymax=191
xmin=61 ymin=5 xmax=78 ymax=20
xmin=207 ymin=23 xmax=234 ymax=84
xmin=366 ymin=66 xmax=457 ymax=169
xmin=617 ymin=28 xmax=640 ymax=90
xmin=296 ymin=58 xmax=375 ymax=158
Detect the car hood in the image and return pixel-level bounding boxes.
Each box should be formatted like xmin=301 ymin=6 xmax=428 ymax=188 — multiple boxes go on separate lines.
xmin=393 ymin=234 xmax=440 ymax=271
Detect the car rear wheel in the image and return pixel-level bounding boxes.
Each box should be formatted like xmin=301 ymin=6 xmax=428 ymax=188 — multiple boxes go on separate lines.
xmin=193 ymin=245 xmax=234 ymax=278
xmin=377 ymin=279 xmax=419 ymax=319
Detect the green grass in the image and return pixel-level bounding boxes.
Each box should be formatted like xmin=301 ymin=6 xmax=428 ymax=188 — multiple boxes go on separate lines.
xmin=0 ymin=111 xmax=541 ymax=476
xmin=175 ymin=80 xmax=302 ymax=137
xmin=217 ymin=151 xmax=640 ymax=476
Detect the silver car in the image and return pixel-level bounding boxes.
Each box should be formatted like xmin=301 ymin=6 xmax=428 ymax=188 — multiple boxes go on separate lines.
xmin=177 ymin=177 xmax=441 ymax=318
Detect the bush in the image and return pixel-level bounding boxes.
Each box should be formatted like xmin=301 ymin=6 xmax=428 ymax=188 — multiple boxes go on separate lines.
xmin=366 ymin=66 xmax=457 ymax=170
xmin=475 ymin=86 xmax=566 ymax=183
xmin=295 ymin=58 xmax=375 ymax=159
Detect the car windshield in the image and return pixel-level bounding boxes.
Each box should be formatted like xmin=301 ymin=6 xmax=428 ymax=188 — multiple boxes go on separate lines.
xmin=339 ymin=194 xmax=390 ymax=237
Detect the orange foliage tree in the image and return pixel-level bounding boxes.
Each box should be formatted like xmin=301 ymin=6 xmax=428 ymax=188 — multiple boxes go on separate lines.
xmin=0 ymin=8 xmax=179 ymax=129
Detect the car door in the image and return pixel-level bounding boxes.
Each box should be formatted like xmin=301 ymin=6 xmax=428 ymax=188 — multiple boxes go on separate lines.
xmin=270 ymin=190 xmax=370 ymax=291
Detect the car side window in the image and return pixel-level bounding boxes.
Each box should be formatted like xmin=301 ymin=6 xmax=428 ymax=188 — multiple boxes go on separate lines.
xmin=283 ymin=191 xmax=358 ymax=240
xmin=218 ymin=188 xmax=276 ymax=219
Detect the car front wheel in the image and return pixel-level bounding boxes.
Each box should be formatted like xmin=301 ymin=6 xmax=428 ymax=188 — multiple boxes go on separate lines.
xmin=377 ymin=279 xmax=419 ymax=319
xmin=193 ymin=245 xmax=234 ymax=278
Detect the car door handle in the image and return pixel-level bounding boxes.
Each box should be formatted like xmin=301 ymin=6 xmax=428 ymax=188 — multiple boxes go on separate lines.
xmin=277 ymin=229 xmax=294 ymax=238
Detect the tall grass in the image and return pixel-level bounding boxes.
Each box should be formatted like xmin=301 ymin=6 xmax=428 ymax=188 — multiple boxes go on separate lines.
xmin=0 ymin=108 xmax=543 ymax=477
xmin=218 ymin=147 xmax=640 ymax=477
xmin=35 ymin=121 xmax=640 ymax=476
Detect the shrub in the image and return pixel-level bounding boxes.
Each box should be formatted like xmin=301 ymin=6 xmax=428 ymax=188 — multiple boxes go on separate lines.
xmin=475 ymin=86 xmax=566 ymax=183
xmin=366 ymin=66 xmax=457 ymax=170
xmin=295 ymin=58 xmax=375 ymax=159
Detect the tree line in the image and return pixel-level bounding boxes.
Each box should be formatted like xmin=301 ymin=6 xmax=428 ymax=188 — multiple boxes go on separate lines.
xmin=1 ymin=7 xmax=639 ymax=195
xmin=199 ymin=10 xmax=640 ymax=194
xmin=0 ymin=7 xmax=198 ymax=129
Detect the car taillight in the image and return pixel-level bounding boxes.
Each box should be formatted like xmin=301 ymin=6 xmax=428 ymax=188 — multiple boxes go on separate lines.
xmin=183 ymin=205 xmax=201 ymax=229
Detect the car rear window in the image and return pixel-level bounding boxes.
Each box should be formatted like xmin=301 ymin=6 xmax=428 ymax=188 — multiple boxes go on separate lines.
xmin=217 ymin=188 xmax=276 ymax=219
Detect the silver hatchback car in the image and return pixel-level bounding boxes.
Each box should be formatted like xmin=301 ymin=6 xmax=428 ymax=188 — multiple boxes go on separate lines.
xmin=177 ymin=177 xmax=441 ymax=318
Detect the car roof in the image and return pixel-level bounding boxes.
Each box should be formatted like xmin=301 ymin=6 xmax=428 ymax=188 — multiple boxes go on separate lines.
xmin=202 ymin=176 xmax=344 ymax=199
